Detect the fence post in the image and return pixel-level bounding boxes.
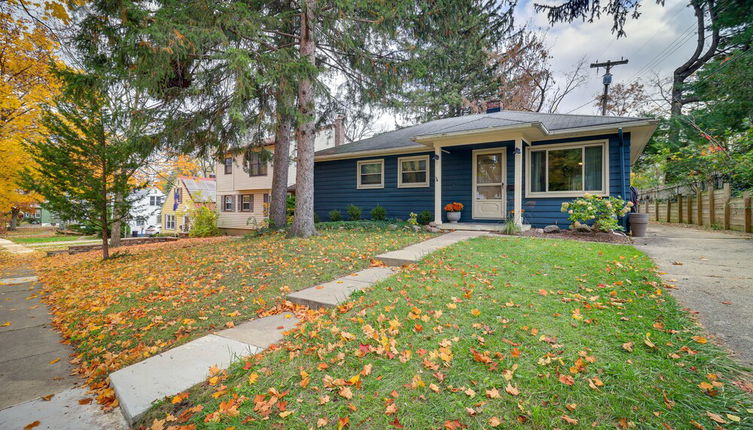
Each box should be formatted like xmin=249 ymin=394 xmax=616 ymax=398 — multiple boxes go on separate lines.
xmin=744 ymin=192 xmax=752 ymax=234
xmin=723 ymin=183 xmax=731 ymax=230
xmin=696 ymin=188 xmax=703 ymax=226
xmin=708 ymin=180 xmax=716 ymax=227
xmin=655 ymin=194 xmax=660 ymax=222
xmin=678 ymin=194 xmax=683 ymax=224
xmin=687 ymin=193 xmax=693 ymax=224
xmin=666 ymin=198 xmax=672 ymax=223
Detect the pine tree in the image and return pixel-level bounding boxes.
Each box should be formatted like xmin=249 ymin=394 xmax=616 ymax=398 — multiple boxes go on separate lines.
xmin=21 ymin=70 xmax=150 ymax=259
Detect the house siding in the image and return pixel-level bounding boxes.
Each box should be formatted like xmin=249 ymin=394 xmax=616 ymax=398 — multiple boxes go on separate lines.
xmin=314 ymin=152 xmax=435 ymax=221
xmin=312 ymin=132 xmax=631 ymax=228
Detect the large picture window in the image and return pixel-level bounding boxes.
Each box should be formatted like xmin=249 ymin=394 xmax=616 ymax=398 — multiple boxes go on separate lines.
xmin=398 ymin=155 xmax=430 ymax=188
xmin=526 ymin=141 xmax=608 ymax=197
xmin=356 ymin=159 xmax=384 ymax=189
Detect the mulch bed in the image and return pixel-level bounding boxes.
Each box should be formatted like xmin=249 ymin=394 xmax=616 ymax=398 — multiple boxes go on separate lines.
xmin=519 ymin=229 xmax=633 ymax=244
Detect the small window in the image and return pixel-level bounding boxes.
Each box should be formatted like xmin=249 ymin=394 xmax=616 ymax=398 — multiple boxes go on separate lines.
xmin=246 ymin=152 xmax=267 ymax=176
xmin=149 ymin=196 xmax=162 ymax=206
xmin=527 ymin=141 xmax=608 ymax=197
xmin=224 ymin=157 xmax=233 ymax=174
xmin=398 ymin=155 xmax=430 ymax=188
xmin=357 ymin=159 xmax=384 ymax=189
xmin=222 ymin=195 xmax=235 ymax=212
xmin=136 ymin=218 xmax=145 ymax=226
xmin=164 ymin=214 xmax=176 ymax=230
xmin=263 ymin=194 xmax=270 ymax=217
xmin=240 ymin=194 xmax=253 ymax=212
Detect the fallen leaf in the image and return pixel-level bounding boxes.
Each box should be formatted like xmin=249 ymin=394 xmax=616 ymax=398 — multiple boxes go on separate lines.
xmin=505 ymin=383 xmax=519 ymax=396
xmin=317 ymin=417 xmax=328 ymax=428
xmin=41 ymin=394 xmax=54 ymax=401
xmin=78 ymin=398 xmax=92 ymax=405
xmin=486 ymin=388 xmax=501 ymax=399
xmin=706 ymin=411 xmax=725 ymax=424
xmin=488 ymin=417 xmax=502 ymax=427
xmin=23 ymin=421 xmax=40 ymax=430
xmin=622 ymin=342 xmax=634 ymax=352
xmin=49 ymin=358 xmax=60 ymax=365
xmin=562 ymin=415 xmax=578 ymax=425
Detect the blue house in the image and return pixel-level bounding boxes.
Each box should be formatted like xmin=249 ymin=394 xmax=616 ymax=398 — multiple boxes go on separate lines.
xmin=313 ymin=110 xmax=658 ymax=229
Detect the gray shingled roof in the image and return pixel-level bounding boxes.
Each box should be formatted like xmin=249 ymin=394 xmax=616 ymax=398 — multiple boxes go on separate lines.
xmin=183 ymin=178 xmax=216 ymax=203
xmin=315 ymin=110 xmax=651 ymax=157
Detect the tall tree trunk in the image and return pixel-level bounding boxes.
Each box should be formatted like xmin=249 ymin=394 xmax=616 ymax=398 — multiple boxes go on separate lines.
xmin=270 ymin=100 xmax=293 ymax=229
xmin=669 ymin=0 xmax=719 ymax=142
xmin=288 ymin=0 xmax=317 ymax=238
xmin=110 ymin=191 xmax=123 ymax=247
xmin=101 ymin=205 xmax=110 ymax=259
xmin=8 ymin=207 xmax=20 ymax=231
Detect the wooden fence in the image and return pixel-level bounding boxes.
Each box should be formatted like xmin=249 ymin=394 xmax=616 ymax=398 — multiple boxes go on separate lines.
xmin=638 ymin=181 xmax=752 ymax=233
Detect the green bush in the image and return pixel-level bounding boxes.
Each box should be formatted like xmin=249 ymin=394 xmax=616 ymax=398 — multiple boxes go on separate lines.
xmin=328 ymin=209 xmax=342 ymax=222
xmin=370 ymin=205 xmax=387 ymax=221
xmin=189 ymin=206 xmax=220 ymax=237
xmin=417 ymin=210 xmax=432 ymax=225
xmin=561 ymin=194 xmax=631 ymax=232
xmin=314 ymin=212 xmax=321 ymax=223
xmin=346 ymin=204 xmax=362 ymax=221
xmin=286 ymin=195 xmax=296 ymax=216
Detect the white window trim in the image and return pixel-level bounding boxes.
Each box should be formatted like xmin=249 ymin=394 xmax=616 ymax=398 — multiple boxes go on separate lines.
xmin=525 ymin=140 xmax=609 ymax=198
xmin=397 ymin=155 xmax=430 ymax=188
xmin=356 ymin=159 xmax=384 ymax=189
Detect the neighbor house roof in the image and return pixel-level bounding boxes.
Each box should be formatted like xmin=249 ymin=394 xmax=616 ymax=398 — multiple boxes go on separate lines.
xmin=181 ymin=177 xmax=216 ymax=203
xmin=315 ymin=110 xmax=658 ymax=163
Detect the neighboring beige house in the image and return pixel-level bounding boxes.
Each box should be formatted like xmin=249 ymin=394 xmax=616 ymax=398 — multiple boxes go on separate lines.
xmin=160 ymin=177 xmax=216 ymax=235
xmin=216 ymin=117 xmax=344 ymax=234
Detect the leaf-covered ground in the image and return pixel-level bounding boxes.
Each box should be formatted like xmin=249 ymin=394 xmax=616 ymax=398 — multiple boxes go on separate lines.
xmin=142 ymin=236 xmax=753 ymax=429
xmin=34 ymin=228 xmax=431 ymax=407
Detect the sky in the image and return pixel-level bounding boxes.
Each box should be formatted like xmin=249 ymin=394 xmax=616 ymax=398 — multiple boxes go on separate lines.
xmin=515 ymin=0 xmax=698 ymax=114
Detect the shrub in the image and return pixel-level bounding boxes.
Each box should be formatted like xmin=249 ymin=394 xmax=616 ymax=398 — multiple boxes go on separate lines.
xmin=328 ymin=209 xmax=342 ymax=222
xmin=501 ymin=217 xmax=522 ymax=235
xmin=417 ymin=210 xmax=433 ymax=225
xmin=370 ymin=205 xmax=387 ymax=221
xmin=314 ymin=212 xmax=321 ymax=223
xmin=189 ymin=206 xmax=220 ymax=237
xmin=561 ymin=194 xmax=632 ymax=232
xmin=286 ymin=195 xmax=296 ymax=217
xmin=346 ymin=204 xmax=362 ymax=221
xmin=407 ymin=212 xmax=418 ymax=225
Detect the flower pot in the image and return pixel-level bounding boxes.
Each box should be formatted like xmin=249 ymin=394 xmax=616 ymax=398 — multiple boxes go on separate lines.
xmin=446 ymin=211 xmax=461 ymax=223
xmin=629 ymin=212 xmax=649 ymax=237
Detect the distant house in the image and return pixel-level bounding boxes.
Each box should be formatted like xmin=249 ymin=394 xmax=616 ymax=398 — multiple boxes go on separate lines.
xmin=160 ymin=177 xmax=216 ymax=234
xmin=313 ymin=109 xmax=658 ymax=228
xmin=127 ymin=187 xmax=165 ymax=236
xmin=215 ymin=117 xmax=342 ymax=234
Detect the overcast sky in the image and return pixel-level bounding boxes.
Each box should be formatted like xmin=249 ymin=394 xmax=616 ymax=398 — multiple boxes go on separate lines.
xmin=517 ymin=0 xmax=698 ymax=114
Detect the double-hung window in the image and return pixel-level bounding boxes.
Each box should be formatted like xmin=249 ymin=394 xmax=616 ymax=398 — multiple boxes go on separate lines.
xmin=222 ymin=195 xmax=235 ymax=212
xmin=526 ymin=141 xmax=608 ymax=197
xmin=246 ymin=152 xmax=267 ymax=176
xmin=224 ymin=157 xmax=233 ymax=174
xmin=240 ymin=194 xmax=253 ymax=212
xmin=164 ymin=214 xmax=176 ymax=230
xmin=398 ymin=155 xmax=430 ymax=188
xmin=356 ymin=159 xmax=384 ymax=189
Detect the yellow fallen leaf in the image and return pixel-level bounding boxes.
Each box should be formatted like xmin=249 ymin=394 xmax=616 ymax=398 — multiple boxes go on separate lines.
xmin=49 ymin=358 xmax=60 ymax=365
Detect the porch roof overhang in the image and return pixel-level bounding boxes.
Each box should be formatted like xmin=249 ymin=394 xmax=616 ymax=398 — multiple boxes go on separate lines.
xmin=412 ymin=120 xmax=658 ymax=164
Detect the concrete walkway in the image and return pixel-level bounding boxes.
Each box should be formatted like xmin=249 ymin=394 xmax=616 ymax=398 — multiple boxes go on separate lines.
xmin=634 ymin=224 xmax=753 ymax=365
xmin=0 ymin=266 xmax=126 ymax=429
xmin=0 ymin=238 xmax=34 ymax=254
xmin=376 ymin=230 xmax=489 ymax=266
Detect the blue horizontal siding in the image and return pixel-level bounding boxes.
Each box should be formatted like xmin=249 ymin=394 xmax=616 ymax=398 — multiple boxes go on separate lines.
xmin=314 ymin=152 xmax=435 ymax=221
xmin=313 ymin=132 xmax=631 ymax=229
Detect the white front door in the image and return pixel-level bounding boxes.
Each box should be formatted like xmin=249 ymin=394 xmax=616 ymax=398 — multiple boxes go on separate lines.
xmin=472 ymin=149 xmax=506 ymax=219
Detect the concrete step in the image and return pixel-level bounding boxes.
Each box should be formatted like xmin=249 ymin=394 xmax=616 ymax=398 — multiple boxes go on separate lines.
xmin=376 ymin=231 xmax=489 ymax=266
xmin=110 ymin=312 xmax=298 ymax=425
xmin=287 ymin=267 xmax=395 ymax=309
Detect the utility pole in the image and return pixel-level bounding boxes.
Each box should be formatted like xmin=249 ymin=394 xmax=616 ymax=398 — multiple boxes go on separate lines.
xmin=590 ymin=58 xmax=629 ymax=116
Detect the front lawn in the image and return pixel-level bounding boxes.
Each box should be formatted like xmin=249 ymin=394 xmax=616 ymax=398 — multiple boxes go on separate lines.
xmin=11 ymin=235 xmax=95 ymax=243
xmin=35 ymin=228 xmax=432 ymax=406
xmin=143 ymin=236 xmax=753 ymax=429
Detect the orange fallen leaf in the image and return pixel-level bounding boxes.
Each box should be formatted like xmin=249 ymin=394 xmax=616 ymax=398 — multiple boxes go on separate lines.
xmin=78 ymin=398 xmax=92 ymax=405
xmin=23 ymin=421 xmax=40 ymax=430
xmin=505 ymin=383 xmax=519 ymax=396
xmin=49 ymin=358 xmax=60 ymax=365
xmin=41 ymin=394 xmax=54 ymax=401
xmin=706 ymin=411 xmax=725 ymax=424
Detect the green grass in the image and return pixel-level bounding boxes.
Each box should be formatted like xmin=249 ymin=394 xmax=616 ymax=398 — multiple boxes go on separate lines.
xmin=35 ymin=229 xmax=432 ymax=402
xmin=10 ymin=235 xmax=94 ymax=243
xmin=141 ymin=236 xmax=753 ymax=429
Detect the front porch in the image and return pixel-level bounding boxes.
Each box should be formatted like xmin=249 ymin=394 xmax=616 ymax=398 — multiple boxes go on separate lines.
xmin=437 ymin=222 xmax=532 ymax=232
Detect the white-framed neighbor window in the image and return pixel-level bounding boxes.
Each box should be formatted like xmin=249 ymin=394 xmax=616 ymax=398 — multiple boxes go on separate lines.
xmin=222 ymin=195 xmax=235 ymax=212
xmin=356 ymin=159 xmax=384 ymax=189
xmin=164 ymin=214 xmax=176 ymax=230
xmin=149 ymin=196 xmax=162 ymax=206
xmin=397 ymin=155 xmax=430 ymax=188
xmin=525 ymin=140 xmax=609 ymax=198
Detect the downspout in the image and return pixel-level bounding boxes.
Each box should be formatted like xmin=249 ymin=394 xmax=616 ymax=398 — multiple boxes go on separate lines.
xmin=618 ymin=128 xmax=628 ymax=231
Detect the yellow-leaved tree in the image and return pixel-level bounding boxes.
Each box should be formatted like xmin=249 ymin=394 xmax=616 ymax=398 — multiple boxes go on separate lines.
xmin=0 ymin=0 xmax=72 ymax=230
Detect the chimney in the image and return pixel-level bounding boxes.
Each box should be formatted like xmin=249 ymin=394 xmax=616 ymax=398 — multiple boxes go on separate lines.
xmin=485 ymin=99 xmax=501 ymax=114
xmin=334 ymin=114 xmax=345 ymax=146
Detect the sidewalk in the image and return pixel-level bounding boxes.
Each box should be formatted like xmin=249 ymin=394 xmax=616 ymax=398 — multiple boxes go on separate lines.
xmin=0 ymin=238 xmax=34 ymax=254
xmin=634 ymin=224 xmax=753 ymax=365
xmin=0 ymin=265 xmax=126 ymax=429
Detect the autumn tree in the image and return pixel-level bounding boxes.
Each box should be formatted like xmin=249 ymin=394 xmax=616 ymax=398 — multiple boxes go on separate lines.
xmin=0 ymin=2 xmax=64 ymax=229
xmin=593 ymin=81 xmax=650 ymax=116
xmin=22 ymin=70 xmax=153 ymax=259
